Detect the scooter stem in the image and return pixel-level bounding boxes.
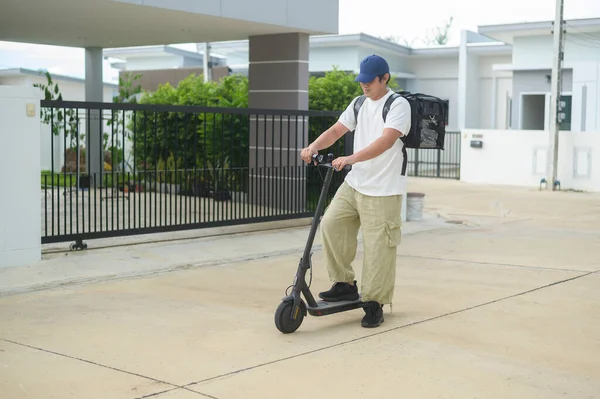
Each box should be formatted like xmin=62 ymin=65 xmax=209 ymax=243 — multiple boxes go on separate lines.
xmin=301 ymin=166 xmax=335 ymax=266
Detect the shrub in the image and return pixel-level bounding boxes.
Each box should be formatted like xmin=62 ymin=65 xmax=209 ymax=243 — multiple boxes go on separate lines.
xmin=131 ymin=74 xmax=249 ymax=174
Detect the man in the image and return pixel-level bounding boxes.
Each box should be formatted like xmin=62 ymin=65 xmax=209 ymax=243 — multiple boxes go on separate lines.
xmin=300 ymin=54 xmax=411 ymax=328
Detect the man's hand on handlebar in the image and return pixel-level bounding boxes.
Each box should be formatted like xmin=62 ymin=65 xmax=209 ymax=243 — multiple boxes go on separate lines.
xmin=301 ymin=147 xmax=355 ymax=171
xmin=300 ymin=145 xmax=318 ymax=165
xmin=332 ymin=155 xmax=355 ymax=171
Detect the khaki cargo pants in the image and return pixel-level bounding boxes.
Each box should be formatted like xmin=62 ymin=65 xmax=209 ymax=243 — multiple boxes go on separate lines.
xmin=320 ymin=181 xmax=403 ymax=305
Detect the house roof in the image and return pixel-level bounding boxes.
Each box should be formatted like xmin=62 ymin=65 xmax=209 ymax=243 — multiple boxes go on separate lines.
xmin=104 ymin=45 xmax=227 ymax=61
xmin=408 ymin=42 xmax=512 ymax=58
xmin=0 ymin=68 xmax=118 ymax=86
xmin=478 ymin=17 xmax=600 ymax=44
xmin=308 ymin=32 xmax=511 ymax=56
xmin=191 ymin=31 xmax=510 ymax=60
xmin=149 ymin=33 xmax=415 ymax=59
xmin=101 ymin=29 xmax=512 ymax=75
xmin=311 ymin=33 xmax=412 ymax=55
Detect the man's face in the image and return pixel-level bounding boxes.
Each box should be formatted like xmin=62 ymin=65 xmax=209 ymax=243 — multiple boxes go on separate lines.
xmin=360 ymin=74 xmax=389 ymax=97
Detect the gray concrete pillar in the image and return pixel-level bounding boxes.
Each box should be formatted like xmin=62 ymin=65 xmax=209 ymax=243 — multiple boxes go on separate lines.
xmin=85 ymin=47 xmax=103 ymax=186
xmin=248 ymin=33 xmax=309 ymax=212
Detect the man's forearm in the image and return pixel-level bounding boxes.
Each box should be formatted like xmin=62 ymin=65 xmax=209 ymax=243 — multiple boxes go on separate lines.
xmin=350 ymin=133 xmax=397 ymax=163
xmin=310 ymin=123 xmax=346 ymax=151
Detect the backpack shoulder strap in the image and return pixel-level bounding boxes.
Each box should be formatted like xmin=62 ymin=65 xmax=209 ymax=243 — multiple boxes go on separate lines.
xmin=353 ymin=95 xmax=366 ymax=123
xmin=354 ymin=92 xmax=403 ymax=123
xmin=382 ymin=92 xmax=402 ymax=122
xmin=382 ymin=92 xmax=408 ymax=176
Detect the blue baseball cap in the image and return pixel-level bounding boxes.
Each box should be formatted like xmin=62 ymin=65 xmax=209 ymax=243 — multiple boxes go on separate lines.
xmin=355 ymin=54 xmax=390 ymax=83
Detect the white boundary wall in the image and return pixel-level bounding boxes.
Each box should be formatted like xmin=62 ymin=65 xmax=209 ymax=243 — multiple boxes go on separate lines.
xmin=0 ymin=86 xmax=42 ymax=267
xmin=460 ymin=129 xmax=600 ymax=192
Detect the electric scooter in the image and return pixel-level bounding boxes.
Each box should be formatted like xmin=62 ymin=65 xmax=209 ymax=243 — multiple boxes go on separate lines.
xmin=274 ymin=153 xmax=364 ymax=334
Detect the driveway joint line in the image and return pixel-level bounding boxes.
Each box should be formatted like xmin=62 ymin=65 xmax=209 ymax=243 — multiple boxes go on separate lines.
xmin=136 ymin=387 xmax=219 ymax=399
xmin=0 ymin=339 xmax=218 ymax=399
xmin=397 ymin=254 xmax=592 ymax=273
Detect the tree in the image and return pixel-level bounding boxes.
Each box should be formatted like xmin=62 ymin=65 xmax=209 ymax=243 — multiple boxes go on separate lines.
xmin=380 ymin=35 xmax=418 ymax=47
xmin=309 ymin=66 xmax=399 ymax=112
xmin=35 ymin=71 xmax=85 ymax=175
xmin=106 ymin=72 xmax=143 ymax=171
xmin=309 ymin=67 xmax=364 ymax=112
xmin=425 ymin=16 xmax=454 ymax=46
xmin=381 ymin=17 xmax=454 ymax=47
xmin=113 ymin=72 xmax=143 ymax=104
xmin=34 ymin=71 xmax=80 ymax=149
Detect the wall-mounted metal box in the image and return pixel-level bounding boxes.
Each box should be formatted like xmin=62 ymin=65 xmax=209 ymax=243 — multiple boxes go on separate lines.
xmin=470 ymin=140 xmax=483 ymax=148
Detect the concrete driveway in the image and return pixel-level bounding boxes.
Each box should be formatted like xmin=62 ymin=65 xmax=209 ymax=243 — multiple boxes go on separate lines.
xmin=1 ymin=178 xmax=599 ymax=398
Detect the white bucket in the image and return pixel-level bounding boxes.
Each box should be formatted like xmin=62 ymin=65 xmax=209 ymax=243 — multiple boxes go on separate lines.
xmin=406 ymin=192 xmax=425 ymax=221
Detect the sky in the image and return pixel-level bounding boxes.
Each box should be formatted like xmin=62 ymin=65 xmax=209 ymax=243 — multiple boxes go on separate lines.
xmin=1 ymin=0 xmax=599 ymax=82
xmin=339 ymin=0 xmax=600 ymax=46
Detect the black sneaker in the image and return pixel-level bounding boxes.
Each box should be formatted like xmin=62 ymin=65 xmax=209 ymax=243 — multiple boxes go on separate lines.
xmin=318 ymin=281 xmax=359 ymax=302
xmin=361 ymin=301 xmax=384 ymax=328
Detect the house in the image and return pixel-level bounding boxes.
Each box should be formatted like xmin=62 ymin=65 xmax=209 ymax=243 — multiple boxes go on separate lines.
xmin=104 ymin=45 xmax=232 ymax=92
xmin=105 ymin=45 xmax=227 ymax=71
xmin=477 ymin=17 xmax=600 ymax=133
xmin=459 ymin=18 xmax=600 ymax=192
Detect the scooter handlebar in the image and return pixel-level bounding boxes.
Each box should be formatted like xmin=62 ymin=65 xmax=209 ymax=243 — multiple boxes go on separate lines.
xmin=311 ymin=153 xmax=351 ymax=171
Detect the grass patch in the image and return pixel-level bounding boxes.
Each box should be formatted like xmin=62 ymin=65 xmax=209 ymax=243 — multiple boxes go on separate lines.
xmin=41 ymin=171 xmax=131 ymax=188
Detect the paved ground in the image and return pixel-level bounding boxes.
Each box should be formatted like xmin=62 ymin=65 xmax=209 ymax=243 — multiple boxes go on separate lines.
xmin=1 ymin=178 xmax=599 ymax=398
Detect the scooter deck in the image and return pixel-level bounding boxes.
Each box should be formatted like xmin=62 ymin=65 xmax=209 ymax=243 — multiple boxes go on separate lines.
xmin=306 ymin=297 xmax=365 ymax=317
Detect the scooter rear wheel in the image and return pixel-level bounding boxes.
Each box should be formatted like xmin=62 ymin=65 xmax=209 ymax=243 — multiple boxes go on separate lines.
xmin=274 ymin=300 xmax=305 ymax=334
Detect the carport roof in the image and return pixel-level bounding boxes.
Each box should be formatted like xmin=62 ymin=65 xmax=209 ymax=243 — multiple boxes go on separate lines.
xmin=0 ymin=0 xmax=337 ymax=48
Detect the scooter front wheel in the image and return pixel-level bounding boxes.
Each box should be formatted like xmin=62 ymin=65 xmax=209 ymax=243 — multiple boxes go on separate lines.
xmin=274 ymin=300 xmax=306 ymax=334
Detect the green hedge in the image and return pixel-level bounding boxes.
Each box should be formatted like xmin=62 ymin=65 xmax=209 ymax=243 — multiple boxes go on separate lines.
xmin=131 ymin=74 xmax=249 ymax=175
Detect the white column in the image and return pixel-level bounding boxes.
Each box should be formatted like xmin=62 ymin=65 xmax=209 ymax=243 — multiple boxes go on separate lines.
xmin=85 ymin=47 xmax=103 ymax=185
xmin=0 ymin=86 xmax=42 ymax=268
xmin=203 ymin=43 xmax=212 ymax=82
xmin=458 ymin=31 xmax=482 ymax=130
xmin=491 ymin=75 xmax=497 ymax=129
xmin=596 ymin=62 xmax=600 ymax=132
xmin=457 ymin=30 xmax=468 ymax=131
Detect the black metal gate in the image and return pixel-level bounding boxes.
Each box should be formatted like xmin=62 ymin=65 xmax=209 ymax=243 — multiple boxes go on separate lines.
xmin=406 ymin=131 xmax=461 ymax=179
xmin=40 ymin=100 xmax=342 ymax=246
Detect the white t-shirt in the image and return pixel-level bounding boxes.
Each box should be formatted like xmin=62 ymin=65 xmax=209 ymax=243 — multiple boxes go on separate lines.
xmin=338 ymin=88 xmax=412 ymax=196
